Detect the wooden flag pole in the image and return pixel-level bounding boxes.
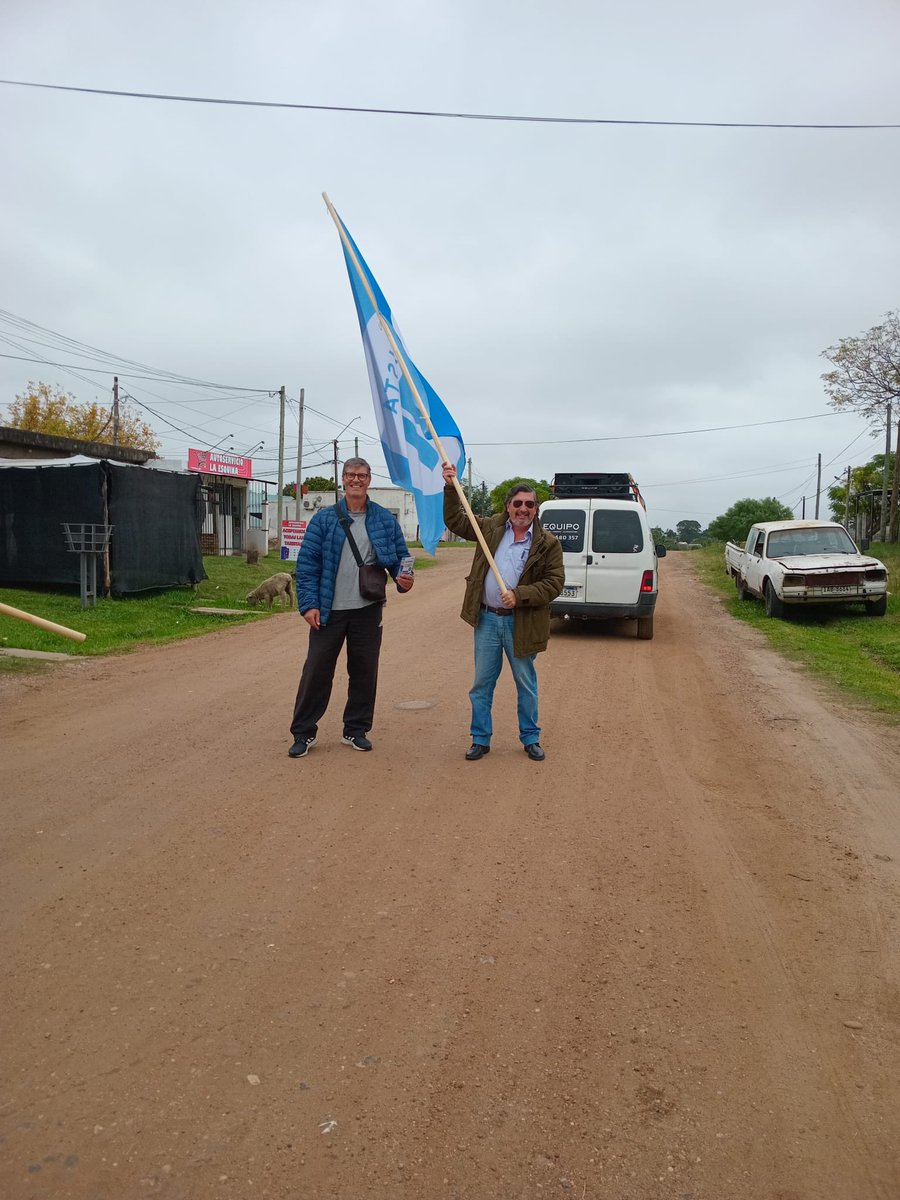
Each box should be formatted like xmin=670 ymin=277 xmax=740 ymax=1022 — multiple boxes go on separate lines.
xmin=0 ymin=601 xmax=87 ymax=643
xmin=322 ymin=193 xmax=509 ymax=594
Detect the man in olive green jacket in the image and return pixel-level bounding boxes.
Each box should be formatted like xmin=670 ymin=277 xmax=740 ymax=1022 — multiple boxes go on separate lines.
xmin=442 ymin=462 xmax=564 ymax=762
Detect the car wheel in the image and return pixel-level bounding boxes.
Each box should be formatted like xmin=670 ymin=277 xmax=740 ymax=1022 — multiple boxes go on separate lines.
xmin=637 ymin=615 xmax=654 ymax=640
xmin=764 ymin=580 xmax=785 ymax=618
xmin=865 ymin=595 xmax=887 ymax=617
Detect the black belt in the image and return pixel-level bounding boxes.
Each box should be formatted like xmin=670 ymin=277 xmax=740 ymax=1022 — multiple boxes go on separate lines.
xmin=480 ymin=604 xmax=512 ymax=616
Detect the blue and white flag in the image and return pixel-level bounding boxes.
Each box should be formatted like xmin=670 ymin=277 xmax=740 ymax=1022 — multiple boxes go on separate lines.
xmin=332 ymin=208 xmax=466 ymax=556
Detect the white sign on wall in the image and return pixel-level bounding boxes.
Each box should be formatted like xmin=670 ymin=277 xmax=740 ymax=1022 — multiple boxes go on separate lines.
xmin=280 ymin=519 xmax=307 ymax=561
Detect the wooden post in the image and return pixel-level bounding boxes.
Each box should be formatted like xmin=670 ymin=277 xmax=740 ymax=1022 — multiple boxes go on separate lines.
xmin=0 ymin=602 xmax=86 ymax=643
xmin=277 ymin=385 xmax=286 ymax=551
xmin=880 ymin=402 xmax=891 ymax=541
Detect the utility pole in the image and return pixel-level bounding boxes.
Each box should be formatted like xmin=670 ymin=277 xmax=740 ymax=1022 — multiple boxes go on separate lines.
xmin=845 ymin=465 xmax=852 ymax=531
xmin=814 ymin=452 xmax=822 ymax=519
xmin=891 ymin=412 xmax=900 ymax=542
xmin=354 ymin=436 xmax=359 ymax=459
xmin=112 ymin=376 xmax=120 ymax=447
xmin=801 ymin=496 xmax=806 ymax=518
xmin=294 ymin=387 xmax=304 ymax=518
xmin=333 ymin=440 xmax=340 ymax=494
xmin=880 ymin=402 xmax=892 ymax=541
xmin=276 ymin=386 xmax=286 ymax=550
xmin=467 ymin=456 xmax=473 ymax=503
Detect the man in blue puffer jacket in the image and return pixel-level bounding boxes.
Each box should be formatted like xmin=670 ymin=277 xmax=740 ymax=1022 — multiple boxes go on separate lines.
xmin=288 ymin=458 xmax=414 ymax=757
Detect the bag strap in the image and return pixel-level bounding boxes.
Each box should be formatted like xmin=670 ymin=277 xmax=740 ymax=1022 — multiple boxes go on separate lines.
xmin=338 ymin=512 xmax=365 ymax=567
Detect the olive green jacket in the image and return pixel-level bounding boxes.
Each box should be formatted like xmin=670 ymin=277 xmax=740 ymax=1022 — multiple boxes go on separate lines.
xmin=444 ymin=486 xmax=565 ymax=656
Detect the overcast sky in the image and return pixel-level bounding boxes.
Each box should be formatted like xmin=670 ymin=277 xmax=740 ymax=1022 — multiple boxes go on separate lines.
xmin=2 ymin=0 xmax=898 ymax=530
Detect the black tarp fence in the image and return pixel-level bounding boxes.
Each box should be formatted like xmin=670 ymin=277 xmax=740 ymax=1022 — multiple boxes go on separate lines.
xmin=0 ymin=459 xmax=207 ymax=594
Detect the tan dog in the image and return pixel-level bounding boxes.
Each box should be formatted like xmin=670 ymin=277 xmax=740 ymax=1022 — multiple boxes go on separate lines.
xmin=246 ymin=572 xmax=294 ymax=609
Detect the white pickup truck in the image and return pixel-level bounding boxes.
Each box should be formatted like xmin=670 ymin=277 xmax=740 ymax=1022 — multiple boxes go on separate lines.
xmin=725 ymin=519 xmax=889 ymax=618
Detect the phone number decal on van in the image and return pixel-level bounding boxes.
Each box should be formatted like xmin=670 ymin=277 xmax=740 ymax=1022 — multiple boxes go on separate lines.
xmin=541 ymin=511 xmax=586 ymax=552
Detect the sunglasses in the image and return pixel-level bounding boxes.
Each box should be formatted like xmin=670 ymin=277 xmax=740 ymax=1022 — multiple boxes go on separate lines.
xmin=511 ymin=498 xmax=536 ymax=509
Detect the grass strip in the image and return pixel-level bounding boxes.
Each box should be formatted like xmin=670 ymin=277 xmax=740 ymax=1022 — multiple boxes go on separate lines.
xmin=0 ymin=546 xmax=443 ymax=663
xmin=692 ymin=542 xmax=900 ymax=720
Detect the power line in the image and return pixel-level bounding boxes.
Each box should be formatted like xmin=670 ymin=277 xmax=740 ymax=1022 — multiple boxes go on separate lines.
xmin=1 ymin=337 xmax=276 ymax=447
xmin=0 ymin=350 xmax=270 ymax=392
xmin=469 ymin=411 xmax=846 ymax=447
xmin=642 ymin=457 xmax=818 ymax=489
xmin=1 ymin=79 xmax=897 ymax=130
xmin=0 ymin=308 xmax=271 ymax=392
xmin=778 ymin=427 xmax=872 ymax=505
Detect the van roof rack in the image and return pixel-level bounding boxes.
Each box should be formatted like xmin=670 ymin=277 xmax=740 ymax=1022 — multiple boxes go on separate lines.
xmin=550 ymin=472 xmax=646 ymax=509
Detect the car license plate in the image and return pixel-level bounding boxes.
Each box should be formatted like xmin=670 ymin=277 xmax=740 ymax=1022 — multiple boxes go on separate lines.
xmin=562 ymin=585 xmax=579 ymax=598
xmin=822 ymin=585 xmax=855 ymax=593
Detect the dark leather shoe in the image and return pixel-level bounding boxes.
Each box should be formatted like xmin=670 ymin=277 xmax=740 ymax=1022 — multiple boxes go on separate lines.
xmin=465 ymin=743 xmax=490 ymax=761
xmin=524 ymin=743 xmax=545 ymax=762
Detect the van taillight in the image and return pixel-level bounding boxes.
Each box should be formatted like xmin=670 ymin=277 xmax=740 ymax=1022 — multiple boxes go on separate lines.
xmin=640 ymin=570 xmax=654 ymax=593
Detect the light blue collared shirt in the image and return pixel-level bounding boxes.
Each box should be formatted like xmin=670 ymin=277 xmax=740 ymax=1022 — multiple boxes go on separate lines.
xmin=483 ymin=522 xmax=532 ymax=608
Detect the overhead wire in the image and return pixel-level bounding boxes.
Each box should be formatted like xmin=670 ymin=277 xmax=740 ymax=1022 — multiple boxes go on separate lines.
xmin=778 ymin=426 xmax=873 ymax=507
xmin=0 ymin=349 xmax=274 ymax=392
xmin=469 ymin=410 xmax=847 ymax=447
xmin=0 ymin=308 xmax=271 ymax=392
xmin=642 ymin=456 xmax=819 ymax=490
xmin=1 ymin=312 xmax=878 ymax=514
xmin=1 ymin=79 xmax=897 ymax=130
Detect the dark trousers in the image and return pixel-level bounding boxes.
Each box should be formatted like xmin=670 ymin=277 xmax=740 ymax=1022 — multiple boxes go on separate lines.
xmin=290 ymin=603 xmax=384 ymax=740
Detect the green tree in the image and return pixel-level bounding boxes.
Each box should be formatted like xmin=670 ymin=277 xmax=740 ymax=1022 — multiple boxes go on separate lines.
xmin=707 ymin=497 xmax=793 ymax=545
xmin=489 ymin=477 xmax=551 ymax=513
xmin=821 ymin=311 xmax=900 ymax=540
xmin=9 ymin=380 xmax=160 ymax=451
xmin=303 ymin=474 xmax=336 ymax=492
xmin=827 ymin=453 xmax=895 ymax=527
xmin=676 ymin=519 xmax=702 ymax=543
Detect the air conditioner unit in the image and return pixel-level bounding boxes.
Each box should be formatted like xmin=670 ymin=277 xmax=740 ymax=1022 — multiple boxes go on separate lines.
xmin=303 ymin=500 xmax=311 ymax=508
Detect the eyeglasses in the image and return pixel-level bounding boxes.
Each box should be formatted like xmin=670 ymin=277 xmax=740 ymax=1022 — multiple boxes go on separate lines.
xmin=511 ymin=499 xmax=536 ymax=509
xmin=343 ymin=472 xmax=370 ymax=481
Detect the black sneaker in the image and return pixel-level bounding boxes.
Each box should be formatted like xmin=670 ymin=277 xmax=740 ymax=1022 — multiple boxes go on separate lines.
xmin=288 ymin=736 xmax=317 ymax=758
xmin=341 ymin=734 xmax=373 ymax=752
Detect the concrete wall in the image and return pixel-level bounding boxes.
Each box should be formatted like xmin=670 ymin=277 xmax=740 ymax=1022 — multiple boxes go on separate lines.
xmin=0 ymin=424 xmax=153 ymax=464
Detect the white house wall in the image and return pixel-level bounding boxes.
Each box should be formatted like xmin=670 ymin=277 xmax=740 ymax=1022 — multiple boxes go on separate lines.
xmin=286 ymin=488 xmax=420 ymax=543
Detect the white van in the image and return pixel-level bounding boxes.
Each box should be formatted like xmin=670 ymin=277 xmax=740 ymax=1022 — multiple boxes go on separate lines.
xmin=539 ymin=472 xmax=667 ymax=640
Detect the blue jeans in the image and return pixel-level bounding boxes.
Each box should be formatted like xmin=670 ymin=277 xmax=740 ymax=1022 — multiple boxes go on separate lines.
xmin=470 ymin=611 xmax=540 ymax=747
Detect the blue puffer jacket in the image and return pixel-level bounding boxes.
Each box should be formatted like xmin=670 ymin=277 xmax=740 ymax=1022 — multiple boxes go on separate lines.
xmin=295 ymin=498 xmax=410 ymax=624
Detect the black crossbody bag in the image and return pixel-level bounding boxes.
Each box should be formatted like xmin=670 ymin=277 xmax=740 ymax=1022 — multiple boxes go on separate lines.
xmin=339 ymin=514 xmax=388 ymax=603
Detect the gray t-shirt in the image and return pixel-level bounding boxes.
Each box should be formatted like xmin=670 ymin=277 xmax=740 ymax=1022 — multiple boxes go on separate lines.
xmin=333 ymin=510 xmax=378 ymax=610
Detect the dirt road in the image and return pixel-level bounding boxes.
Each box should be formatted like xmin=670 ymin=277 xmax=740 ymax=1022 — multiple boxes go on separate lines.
xmin=2 ymin=553 xmax=899 ymax=1199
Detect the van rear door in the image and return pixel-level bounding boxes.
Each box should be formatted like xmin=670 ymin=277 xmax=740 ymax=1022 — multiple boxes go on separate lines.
xmin=540 ymin=503 xmax=588 ymax=601
xmin=585 ymin=502 xmax=648 ymax=606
